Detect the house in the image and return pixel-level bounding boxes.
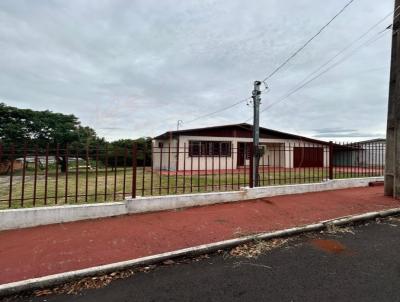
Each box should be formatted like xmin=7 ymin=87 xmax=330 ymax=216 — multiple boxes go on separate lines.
xmin=152 ymin=123 xmax=331 ymax=171
xmin=333 ymin=138 xmax=386 ymax=168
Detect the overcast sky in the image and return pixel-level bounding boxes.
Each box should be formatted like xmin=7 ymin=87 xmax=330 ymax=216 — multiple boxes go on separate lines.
xmin=0 ymin=0 xmax=394 ymax=141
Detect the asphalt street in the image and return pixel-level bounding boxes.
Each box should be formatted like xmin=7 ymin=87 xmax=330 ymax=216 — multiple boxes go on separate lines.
xmin=8 ymin=217 xmax=400 ymax=302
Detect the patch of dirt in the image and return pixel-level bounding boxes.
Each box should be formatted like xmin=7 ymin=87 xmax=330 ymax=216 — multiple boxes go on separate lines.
xmin=310 ymin=239 xmax=346 ymax=254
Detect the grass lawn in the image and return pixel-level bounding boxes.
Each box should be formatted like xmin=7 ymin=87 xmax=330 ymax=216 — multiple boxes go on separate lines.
xmin=0 ymin=166 xmax=381 ymax=209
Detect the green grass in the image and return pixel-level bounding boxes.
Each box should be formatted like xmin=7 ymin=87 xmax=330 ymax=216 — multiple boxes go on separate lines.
xmin=0 ymin=167 xmax=382 ymax=209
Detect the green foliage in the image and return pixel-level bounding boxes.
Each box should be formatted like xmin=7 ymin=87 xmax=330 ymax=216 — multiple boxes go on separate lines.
xmin=0 ymin=103 xmax=154 ymax=170
xmin=108 ymin=138 xmax=152 ymax=166
xmin=0 ymin=103 xmax=104 ymax=148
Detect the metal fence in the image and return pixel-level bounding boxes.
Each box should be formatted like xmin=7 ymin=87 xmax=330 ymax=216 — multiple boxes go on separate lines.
xmin=0 ymin=141 xmax=385 ymax=209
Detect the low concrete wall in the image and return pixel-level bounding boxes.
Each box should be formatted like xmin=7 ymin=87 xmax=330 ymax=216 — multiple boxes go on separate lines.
xmin=0 ymin=177 xmax=383 ymax=231
xmin=0 ymin=202 xmax=127 ymax=231
xmin=243 ymin=177 xmax=384 ymax=199
xmin=127 ymin=191 xmax=246 ymax=214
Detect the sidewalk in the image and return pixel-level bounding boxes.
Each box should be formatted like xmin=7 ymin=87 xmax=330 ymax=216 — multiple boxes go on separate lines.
xmin=0 ymin=186 xmax=398 ymax=285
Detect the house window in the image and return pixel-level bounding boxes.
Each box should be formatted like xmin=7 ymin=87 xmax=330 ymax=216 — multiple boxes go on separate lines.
xmin=158 ymin=142 xmax=164 ymax=149
xmin=189 ymin=141 xmax=231 ymax=157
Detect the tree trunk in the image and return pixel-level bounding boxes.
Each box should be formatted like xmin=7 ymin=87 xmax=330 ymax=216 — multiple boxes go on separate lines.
xmin=57 ymin=156 xmax=67 ymax=173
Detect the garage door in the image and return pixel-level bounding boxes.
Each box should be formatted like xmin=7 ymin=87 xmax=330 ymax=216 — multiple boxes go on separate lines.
xmin=293 ymin=147 xmax=323 ymax=168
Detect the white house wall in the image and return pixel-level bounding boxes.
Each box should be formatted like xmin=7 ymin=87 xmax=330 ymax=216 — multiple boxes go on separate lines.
xmin=152 ymin=139 xmax=178 ymax=171
xmin=153 ymin=136 xmax=330 ymax=171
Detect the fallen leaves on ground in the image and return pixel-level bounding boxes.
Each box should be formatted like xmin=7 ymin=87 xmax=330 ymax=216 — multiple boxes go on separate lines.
xmin=33 ymin=269 xmax=135 ymax=296
xmin=325 ymin=224 xmax=355 ymax=235
xmin=229 ymin=238 xmax=291 ymax=259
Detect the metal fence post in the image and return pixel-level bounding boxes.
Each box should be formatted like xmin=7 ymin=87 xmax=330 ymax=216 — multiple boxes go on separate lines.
xmin=249 ymin=144 xmax=254 ymax=188
xmin=329 ymin=141 xmax=334 ymax=180
xmin=131 ymin=143 xmax=137 ymax=199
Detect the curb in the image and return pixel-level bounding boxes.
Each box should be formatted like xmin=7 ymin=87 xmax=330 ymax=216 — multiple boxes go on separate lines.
xmin=1 ymin=207 xmax=400 ymax=297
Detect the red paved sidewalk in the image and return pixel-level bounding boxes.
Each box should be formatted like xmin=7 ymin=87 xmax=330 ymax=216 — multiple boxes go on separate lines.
xmin=0 ymin=186 xmax=398 ymax=285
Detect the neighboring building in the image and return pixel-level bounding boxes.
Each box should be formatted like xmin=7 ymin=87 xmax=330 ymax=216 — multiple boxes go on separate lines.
xmin=333 ymin=138 xmax=386 ymax=167
xmin=152 ymin=123 xmax=330 ymax=171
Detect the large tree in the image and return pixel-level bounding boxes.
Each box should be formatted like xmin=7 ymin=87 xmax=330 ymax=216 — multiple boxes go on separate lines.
xmin=0 ymin=103 xmax=104 ymax=171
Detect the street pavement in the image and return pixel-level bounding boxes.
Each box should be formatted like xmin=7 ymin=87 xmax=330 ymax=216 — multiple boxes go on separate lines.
xmin=1 ymin=186 xmax=398 ymax=285
xmin=10 ymin=216 xmax=400 ymax=302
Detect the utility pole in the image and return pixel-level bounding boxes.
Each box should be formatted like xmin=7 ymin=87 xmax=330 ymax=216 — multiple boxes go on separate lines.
xmin=385 ymin=0 xmax=400 ymax=199
xmin=252 ymin=80 xmax=262 ymax=187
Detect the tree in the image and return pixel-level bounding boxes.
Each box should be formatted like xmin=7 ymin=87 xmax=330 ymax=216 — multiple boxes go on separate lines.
xmin=0 ymin=103 xmax=104 ymax=172
xmin=109 ymin=138 xmax=152 ymax=166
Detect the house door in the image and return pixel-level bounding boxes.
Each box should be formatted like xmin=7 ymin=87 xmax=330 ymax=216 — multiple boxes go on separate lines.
xmin=237 ymin=142 xmax=251 ymax=167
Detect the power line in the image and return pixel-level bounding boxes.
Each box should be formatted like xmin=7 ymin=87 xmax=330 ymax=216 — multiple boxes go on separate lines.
xmin=184 ymin=96 xmax=251 ymax=125
xmin=262 ymin=0 xmax=355 ymax=83
xmin=253 ymin=24 xmax=391 ymax=119
xmin=182 ymin=0 xmax=355 ymax=127
xmin=297 ymin=9 xmax=398 ymax=86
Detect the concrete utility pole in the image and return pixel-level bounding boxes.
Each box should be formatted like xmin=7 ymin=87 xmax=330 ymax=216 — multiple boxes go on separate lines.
xmin=252 ymin=80 xmax=262 ymax=187
xmin=385 ymin=0 xmax=400 ymax=199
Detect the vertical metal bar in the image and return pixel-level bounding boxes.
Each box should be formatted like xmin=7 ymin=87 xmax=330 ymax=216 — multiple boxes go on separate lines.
xmin=303 ymin=142 xmax=306 ymax=183
xmin=381 ymin=142 xmax=384 ymax=175
xmin=175 ymin=144 xmax=179 ymax=194
xmin=142 ymin=143 xmax=147 ymax=196
xmin=123 ymin=147 xmax=127 ymax=199
xmin=329 ymin=141 xmax=334 ymax=180
xmin=190 ymin=149 xmax=193 ymax=193
xmin=205 ymin=149 xmax=208 ymax=192
xmin=113 ymin=147 xmax=118 ymax=200
xmin=64 ymin=145 xmax=69 ymax=204
xmin=295 ymin=142 xmax=298 ymax=183
xmin=218 ymin=146 xmax=221 ymax=191
xmin=231 ymin=145 xmax=234 ymax=190
xmin=236 ymin=147 xmax=240 ymax=189
xmin=104 ymin=145 xmax=108 ymax=201
xmin=167 ymin=142 xmax=171 ymax=194
xmin=183 ymin=143 xmax=186 ymax=193
xmin=159 ymin=147 xmax=163 ymax=195
xmin=368 ymin=142 xmax=372 ymax=177
xmin=260 ymin=149 xmax=265 ymax=186
xmin=8 ymin=144 xmax=15 ymax=208
xmin=273 ymin=144 xmax=276 ymax=184
xmin=278 ymin=143 xmax=282 ymax=185
xmin=212 ymin=150 xmax=215 ymax=190
xmin=44 ymin=144 xmax=49 ymax=205
xmin=197 ymin=148 xmax=200 ymax=192
xmin=312 ymin=143 xmax=316 ymax=183
xmin=55 ymin=144 xmax=59 ymax=204
xmin=225 ymin=151 xmax=228 ymax=191
xmin=33 ymin=145 xmax=38 ymax=206
xmin=249 ymin=144 xmax=254 ymax=188
xmin=95 ymin=145 xmax=99 ymax=202
xmin=85 ymin=145 xmax=89 ymax=203
xmin=288 ymin=143 xmax=292 ymax=184
xmin=150 ymin=144 xmax=154 ymax=196
xmin=132 ymin=143 xmax=137 ymax=199
xmin=75 ymin=147 xmax=79 ymax=203
xmin=20 ymin=144 xmax=27 ymax=207
xmin=243 ymin=144 xmax=247 ymax=187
